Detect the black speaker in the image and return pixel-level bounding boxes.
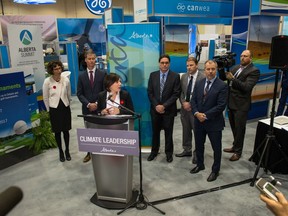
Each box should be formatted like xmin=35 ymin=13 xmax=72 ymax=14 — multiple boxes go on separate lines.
xmin=269 ymin=35 xmax=288 ymax=69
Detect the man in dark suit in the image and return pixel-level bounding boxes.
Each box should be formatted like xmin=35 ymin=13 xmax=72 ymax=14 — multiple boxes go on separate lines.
xmin=147 ymin=54 xmax=181 ymax=163
xmin=77 ymin=49 xmax=106 ymax=162
xmin=190 ymin=60 xmax=227 ymax=182
xmin=175 ymin=57 xmax=205 ymax=165
xmin=223 ymin=50 xmax=260 ymax=161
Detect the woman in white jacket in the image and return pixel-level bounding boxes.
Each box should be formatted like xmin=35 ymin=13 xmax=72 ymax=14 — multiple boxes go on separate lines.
xmin=43 ymin=61 xmax=72 ymax=162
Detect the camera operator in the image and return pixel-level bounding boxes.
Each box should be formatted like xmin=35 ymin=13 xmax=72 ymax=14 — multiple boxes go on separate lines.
xmin=223 ymin=49 xmax=260 ymax=161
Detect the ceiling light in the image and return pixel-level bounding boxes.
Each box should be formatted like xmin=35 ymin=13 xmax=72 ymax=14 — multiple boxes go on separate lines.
xmin=13 ymin=0 xmax=56 ymax=4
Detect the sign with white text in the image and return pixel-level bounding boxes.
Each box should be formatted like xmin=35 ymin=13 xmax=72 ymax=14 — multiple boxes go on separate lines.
xmin=77 ymin=128 xmax=139 ymax=156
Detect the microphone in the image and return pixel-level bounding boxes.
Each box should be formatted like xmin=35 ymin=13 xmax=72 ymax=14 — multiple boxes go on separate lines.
xmin=0 ymin=186 xmax=23 ymax=216
xmin=107 ymin=93 xmax=113 ymax=101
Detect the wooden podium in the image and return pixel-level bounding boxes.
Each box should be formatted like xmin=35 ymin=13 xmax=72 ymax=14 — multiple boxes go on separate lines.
xmin=77 ymin=114 xmax=138 ymax=209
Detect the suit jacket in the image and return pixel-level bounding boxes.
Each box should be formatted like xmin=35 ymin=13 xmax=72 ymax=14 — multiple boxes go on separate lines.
xmin=228 ymin=63 xmax=260 ymax=111
xmin=147 ymin=70 xmax=181 ymax=116
xmin=42 ymin=75 xmax=71 ymax=111
xmin=191 ymin=77 xmax=228 ymax=132
xmin=77 ymin=69 xmax=106 ymax=115
xmin=97 ymin=90 xmax=134 ymax=115
xmin=179 ymin=70 xmax=205 ymax=104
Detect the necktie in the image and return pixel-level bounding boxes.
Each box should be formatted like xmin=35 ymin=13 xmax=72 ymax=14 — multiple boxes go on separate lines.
xmin=89 ymin=71 xmax=94 ymax=88
xmin=185 ymin=76 xmax=193 ymax=102
xmin=203 ymin=80 xmax=211 ymax=103
xmin=204 ymin=80 xmax=211 ymax=96
xmin=234 ymin=66 xmax=244 ymax=78
xmin=160 ymin=73 xmax=165 ymax=99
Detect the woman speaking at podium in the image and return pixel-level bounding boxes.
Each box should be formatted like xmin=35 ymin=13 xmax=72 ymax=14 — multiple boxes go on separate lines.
xmin=97 ymin=73 xmax=134 ymax=115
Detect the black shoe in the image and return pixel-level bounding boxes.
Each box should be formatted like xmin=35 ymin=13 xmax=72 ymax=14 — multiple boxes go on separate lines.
xmin=192 ymin=151 xmax=197 ymax=164
xmin=175 ymin=150 xmax=192 ymax=157
xmin=65 ymin=150 xmax=71 ymax=161
xmin=190 ymin=165 xmax=205 ymax=174
xmin=83 ymin=153 xmax=91 ymax=163
xmin=166 ymin=155 xmax=173 ymax=163
xmin=207 ymin=172 xmax=219 ymax=182
xmin=59 ymin=150 xmax=65 ymax=162
xmin=147 ymin=154 xmax=157 ymax=161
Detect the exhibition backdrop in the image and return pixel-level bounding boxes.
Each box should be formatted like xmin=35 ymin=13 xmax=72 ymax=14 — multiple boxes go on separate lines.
xmin=57 ymin=18 xmax=106 ymax=57
xmin=165 ymin=25 xmax=189 ymax=73
xmin=0 ymin=15 xmax=58 ymax=45
xmin=107 ymin=23 xmax=160 ymax=146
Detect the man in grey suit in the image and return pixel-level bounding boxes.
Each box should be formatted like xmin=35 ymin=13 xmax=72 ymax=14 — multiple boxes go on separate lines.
xmin=147 ymin=54 xmax=181 ymax=163
xmin=190 ymin=60 xmax=228 ymax=182
xmin=175 ymin=57 xmax=205 ymax=165
xmin=223 ymin=50 xmax=260 ymax=161
xmin=77 ymin=49 xmax=106 ymax=162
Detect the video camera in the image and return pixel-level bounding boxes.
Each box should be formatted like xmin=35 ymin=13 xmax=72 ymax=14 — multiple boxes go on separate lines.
xmin=213 ymin=52 xmax=236 ymax=70
xmin=213 ymin=52 xmax=236 ymax=80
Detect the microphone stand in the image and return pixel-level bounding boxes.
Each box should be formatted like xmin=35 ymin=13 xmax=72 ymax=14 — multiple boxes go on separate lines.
xmin=108 ymin=98 xmax=165 ymax=215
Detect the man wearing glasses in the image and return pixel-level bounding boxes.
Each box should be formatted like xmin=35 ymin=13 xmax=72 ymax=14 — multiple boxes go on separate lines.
xmin=147 ymin=54 xmax=181 ymax=163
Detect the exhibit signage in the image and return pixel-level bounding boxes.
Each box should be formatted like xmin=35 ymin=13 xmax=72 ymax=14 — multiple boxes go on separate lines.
xmin=133 ymin=0 xmax=147 ymax=22
xmin=0 ymin=72 xmax=33 ymax=156
xmin=148 ymin=0 xmax=233 ymax=17
xmin=7 ymin=24 xmax=46 ymax=91
xmin=107 ymin=23 xmax=160 ymax=146
xmin=77 ymin=128 xmax=139 ymax=156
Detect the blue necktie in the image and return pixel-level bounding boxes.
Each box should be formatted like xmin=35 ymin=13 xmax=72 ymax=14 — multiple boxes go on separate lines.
xmin=160 ymin=73 xmax=165 ymax=99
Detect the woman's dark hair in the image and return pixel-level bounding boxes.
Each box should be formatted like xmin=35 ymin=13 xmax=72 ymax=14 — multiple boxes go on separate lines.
xmin=47 ymin=61 xmax=64 ymax=75
xmin=104 ymin=73 xmax=121 ymax=91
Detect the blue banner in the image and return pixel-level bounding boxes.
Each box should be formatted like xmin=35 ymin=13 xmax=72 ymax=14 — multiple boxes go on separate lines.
xmin=107 ymin=23 xmax=160 ymax=146
xmin=234 ymin=0 xmax=250 ymax=17
xmin=231 ymin=18 xmax=249 ymax=65
xmin=0 ymin=72 xmax=33 ymax=156
xmin=149 ymin=0 xmax=233 ymax=17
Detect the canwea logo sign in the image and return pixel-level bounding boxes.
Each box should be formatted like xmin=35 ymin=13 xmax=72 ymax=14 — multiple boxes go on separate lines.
xmin=20 ymin=30 xmax=32 ymax=45
xmin=84 ymin=0 xmax=112 ymax=15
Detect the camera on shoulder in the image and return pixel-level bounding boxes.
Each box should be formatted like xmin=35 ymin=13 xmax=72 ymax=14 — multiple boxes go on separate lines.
xmin=213 ymin=52 xmax=236 ymax=80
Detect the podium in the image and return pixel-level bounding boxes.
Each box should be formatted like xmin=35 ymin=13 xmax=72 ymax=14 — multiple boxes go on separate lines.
xmin=77 ymin=114 xmax=138 ymax=209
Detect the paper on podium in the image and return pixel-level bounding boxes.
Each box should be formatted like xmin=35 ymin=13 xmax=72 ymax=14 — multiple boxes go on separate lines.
xmin=274 ymin=116 xmax=288 ymax=125
xmin=259 ymin=116 xmax=288 ymax=131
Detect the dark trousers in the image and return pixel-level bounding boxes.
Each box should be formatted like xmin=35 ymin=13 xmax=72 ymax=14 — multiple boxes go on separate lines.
xmin=150 ymin=111 xmax=175 ymax=157
xmin=194 ymin=128 xmax=222 ymax=173
xmin=228 ymin=109 xmax=248 ymax=155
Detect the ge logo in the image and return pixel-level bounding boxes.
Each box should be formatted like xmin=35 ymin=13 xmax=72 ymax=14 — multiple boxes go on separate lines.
xmin=84 ymin=0 xmax=112 ymax=15
xmin=177 ymin=3 xmax=186 ymax=13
